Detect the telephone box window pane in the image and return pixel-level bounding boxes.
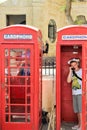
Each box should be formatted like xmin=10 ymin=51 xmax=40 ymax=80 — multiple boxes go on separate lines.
xmin=10 ymin=86 xmax=25 ymax=104
xmin=10 ymin=115 xmax=26 ymax=122
xmin=11 ymin=106 xmax=25 ymax=113
xmin=26 ymin=77 xmax=30 ymax=85
xmin=18 ymin=67 xmax=30 ymax=76
xmin=5 ymin=76 xmax=8 ymax=84
xmin=9 ymin=48 xmax=31 ymax=68
xmin=5 ymin=105 xmax=9 ymax=113
xmin=26 ymin=49 xmax=31 ymax=58
xmin=4 ymin=47 xmax=32 ymax=123
xmin=27 ymin=115 xmax=30 ymax=122
xmin=27 ymin=106 xmax=30 ymax=113
xmin=5 ymin=87 xmax=9 ymax=104
xmin=5 ymin=59 xmax=8 ymax=67
xmin=10 ymin=68 xmax=18 ymax=76
xmin=27 ymin=96 xmax=31 ymax=104
xmin=5 ymin=49 xmax=9 ymax=57
xmin=5 ymin=115 xmax=9 ymax=122
xmin=27 ymin=87 xmax=31 ymax=94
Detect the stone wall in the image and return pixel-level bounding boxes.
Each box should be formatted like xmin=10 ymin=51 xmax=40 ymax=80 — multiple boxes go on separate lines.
xmin=42 ymin=76 xmax=56 ymax=112
xmin=0 ymin=0 xmax=87 ymax=56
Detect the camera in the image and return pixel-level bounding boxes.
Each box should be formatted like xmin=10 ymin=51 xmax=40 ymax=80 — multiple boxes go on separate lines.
xmin=71 ymin=68 xmax=75 ymax=71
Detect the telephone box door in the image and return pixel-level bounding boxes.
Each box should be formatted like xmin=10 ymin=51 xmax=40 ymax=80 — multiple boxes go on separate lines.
xmin=82 ymin=44 xmax=87 ymax=130
xmin=1 ymin=44 xmax=34 ymax=130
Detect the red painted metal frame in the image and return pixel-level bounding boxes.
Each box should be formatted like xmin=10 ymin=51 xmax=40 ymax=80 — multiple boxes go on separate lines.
xmin=0 ymin=44 xmax=2 ymax=130
xmin=1 ymin=45 xmax=34 ymax=130
xmin=82 ymin=44 xmax=87 ymax=130
xmin=56 ymin=43 xmax=61 ymax=130
xmin=56 ymin=25 xmax=87 ymax=130
xmin=0 ymin=25 xmax=42 ymax=130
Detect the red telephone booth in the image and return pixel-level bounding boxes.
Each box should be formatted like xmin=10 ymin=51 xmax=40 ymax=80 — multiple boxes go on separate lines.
xmin=56 ymin=25 xmax=87 ymax=130
xmin=0 ymin=25 xmax=42 ymax=130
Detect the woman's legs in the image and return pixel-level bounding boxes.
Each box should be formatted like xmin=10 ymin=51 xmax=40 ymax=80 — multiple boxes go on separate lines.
xmin=77 ymin=112 xmax=82 ymax=128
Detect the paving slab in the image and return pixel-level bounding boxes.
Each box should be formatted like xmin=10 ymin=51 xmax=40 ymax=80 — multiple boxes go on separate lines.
xmin=41 ymin=122 xmax=77 ymax=130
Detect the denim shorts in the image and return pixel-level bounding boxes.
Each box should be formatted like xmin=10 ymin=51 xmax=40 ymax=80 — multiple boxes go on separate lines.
xmin=73 ymin=94 xmax=82 ymax=113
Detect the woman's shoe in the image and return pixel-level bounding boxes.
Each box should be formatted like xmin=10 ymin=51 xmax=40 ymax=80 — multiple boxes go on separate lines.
xmin=72 ymin=125 xmax=79 ymax=129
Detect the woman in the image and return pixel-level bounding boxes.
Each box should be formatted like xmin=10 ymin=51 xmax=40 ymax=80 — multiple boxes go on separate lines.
xmin=67 ymin=58 xmax=82 ymax=130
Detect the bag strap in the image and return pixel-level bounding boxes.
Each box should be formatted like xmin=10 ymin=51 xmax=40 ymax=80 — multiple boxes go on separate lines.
xmin=72 ymin=70 xmax=82 ymax=81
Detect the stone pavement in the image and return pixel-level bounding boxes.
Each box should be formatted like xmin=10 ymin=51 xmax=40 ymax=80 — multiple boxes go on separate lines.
xmin=41 ymin=124 xmax=48 ymax=130
xmin=41 ymin=122 xmax=77 ymax=130
xmin=61 ymin=122 xmax=76 ymax=130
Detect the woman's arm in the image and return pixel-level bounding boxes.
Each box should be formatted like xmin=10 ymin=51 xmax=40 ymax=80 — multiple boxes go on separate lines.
xmin=67 ymin=67 xmax=72 ymax=83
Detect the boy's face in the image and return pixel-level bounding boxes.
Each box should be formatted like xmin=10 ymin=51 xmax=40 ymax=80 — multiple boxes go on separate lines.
xmin=70 ymin=61 xmax=79 ymax=70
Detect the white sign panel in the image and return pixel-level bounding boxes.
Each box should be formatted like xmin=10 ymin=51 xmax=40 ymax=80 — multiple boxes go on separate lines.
xmin=4 ymin=34 xmax=33 ymax=40
xmin=62 ymin=35 xmax=87 ymax=40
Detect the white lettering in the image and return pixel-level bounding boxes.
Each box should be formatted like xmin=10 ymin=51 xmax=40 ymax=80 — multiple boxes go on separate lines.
xmin=4 ymin=34 xmax=33 ymax=40
xmin=62 ymin=35 xmax=87 ymax=40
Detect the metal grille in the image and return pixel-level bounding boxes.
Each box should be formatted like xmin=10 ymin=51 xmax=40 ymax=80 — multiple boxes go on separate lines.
xmin=42 ymin=57 xmax=56 ymax=76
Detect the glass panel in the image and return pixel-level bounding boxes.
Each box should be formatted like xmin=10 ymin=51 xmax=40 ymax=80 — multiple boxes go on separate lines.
xmin=10 ymin=59 xmax=16 ymax=67
xmin=11 ymin=106 xmax=25 ymax=113
xmin=5 ymin=77 xmax=12 ymax=85
xmin=27 ymin=78 xmax=31 ymax=85
xmin=5 ymin=115 xmax=9 ymax=122
xmin=5 ymin=86 xmax=9 ymax=104
xmin=5 ymin=49 xmax=9 ymax=57
xmin=27 ymin=106 xmax=30 ymax=113
xmin=10 ymin=77 xmax=26 ymax=85
xmin=18 ymin=67 xmax=30 ymax=76
xmin=5 ymin=58 xmax=8 ymax=67
xmin=27 ymin=96 xmax=31 ymax=104
xmin=4 ymin=48 xmax=32 ymax=123
xmin=5 ymin=68 xmax=8 ymax=75
xmin=5 ymin=76 xmax=8 ymax=85
xmin=10 ymin=49 xmax=24 ymax=67
xmin=10 ymin=86 xmax=25 ymax=104
xmin=27 ymin=115 xmax=30 ymax=122
xmin=5 ymin=105 xmax=9 ymax=113
xmin=10 ymin=48 xmax=31 ymax=59
xmin=27 ymin=87 xmax=31 ymax=94
xmin=10 ymin=68 xmax=18 ymax=76
xmin=10 ymin=114 xmax=26 ymax=122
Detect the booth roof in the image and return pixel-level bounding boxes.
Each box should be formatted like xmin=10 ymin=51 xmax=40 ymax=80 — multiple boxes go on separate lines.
xmin=57 ymin=25 xmax=87 ymax=32
xmin=0 ymin=24 xmax=39 ymax=32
